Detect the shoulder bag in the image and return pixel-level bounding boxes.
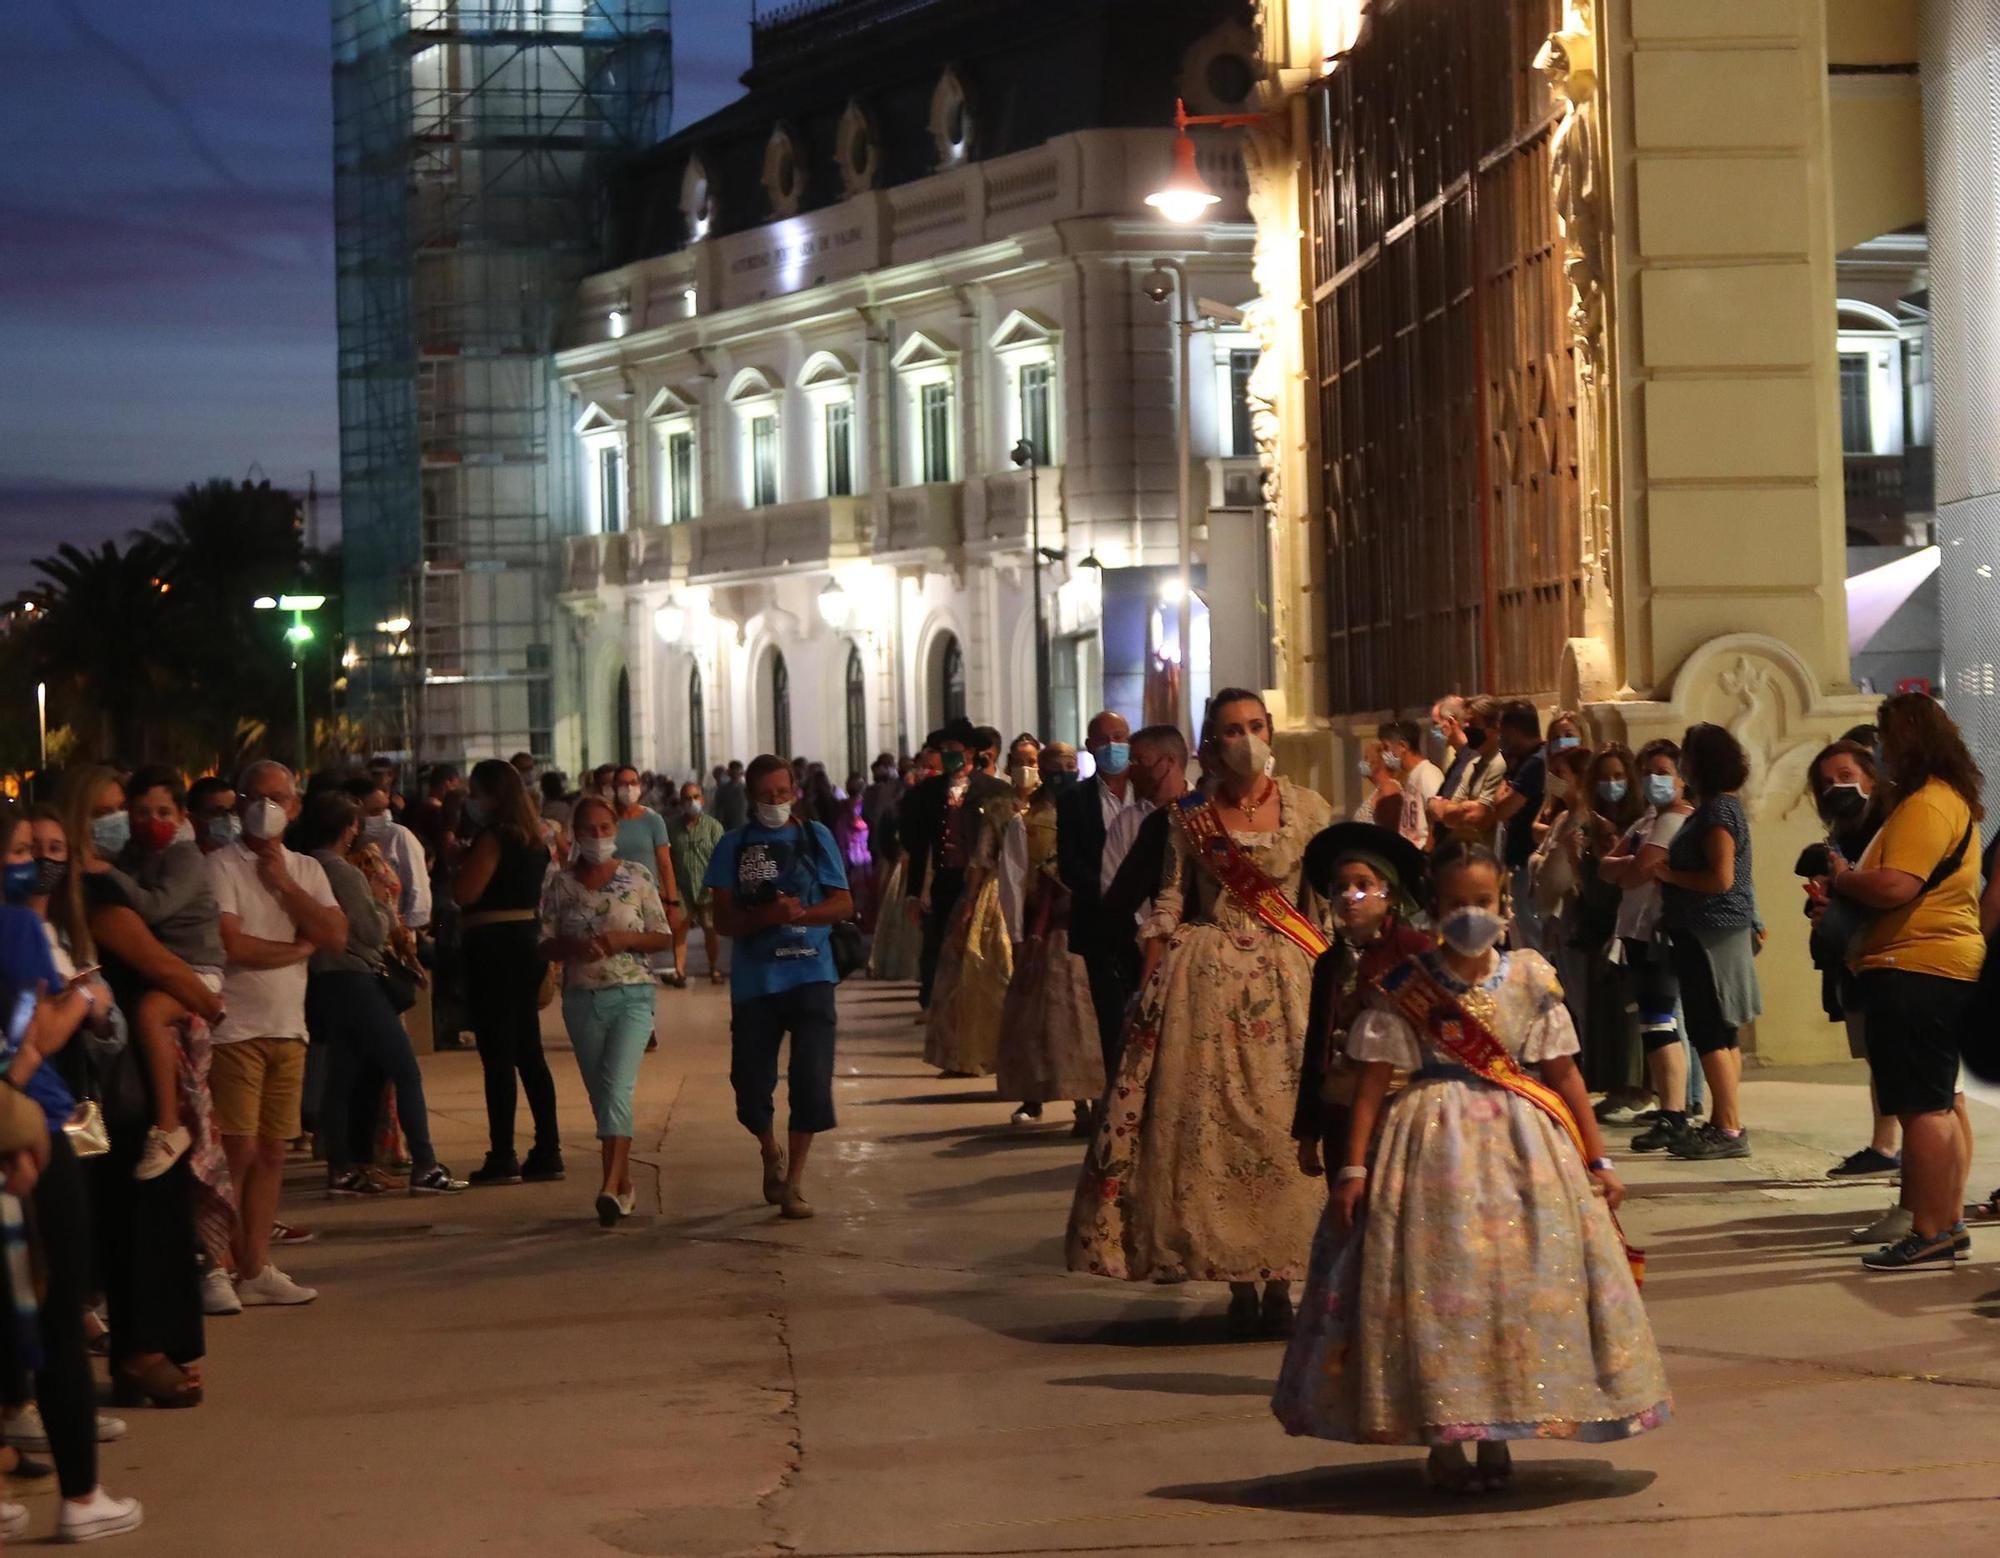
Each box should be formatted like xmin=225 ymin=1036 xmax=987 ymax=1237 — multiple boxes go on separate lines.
xmin=797 ymin=824 xmax=867 ymax=982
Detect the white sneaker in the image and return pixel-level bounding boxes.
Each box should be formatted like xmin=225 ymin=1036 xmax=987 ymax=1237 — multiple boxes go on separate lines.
xmin=236 ymin=1264 xmax=318 ymax=1307
xmin=615 ymin=1189 xmax=636 ymax=1218
xmin=9 ymin=1407 xmax=125 ymax=1451
xmin=0 ymin=1499 xmax=27 ymax=1540
xmin=134 ymin=1126 xmax=191 ymax=1182
xmin=57 ymin=1488 xmax=143 ymax=1543
xmin=202 ymin=1268 xmax=242 ymax=1316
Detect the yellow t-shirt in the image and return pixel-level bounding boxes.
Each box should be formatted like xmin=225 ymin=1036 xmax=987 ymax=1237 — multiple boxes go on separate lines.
xmin=1853 ymin=779 xmax=1985 ymax=981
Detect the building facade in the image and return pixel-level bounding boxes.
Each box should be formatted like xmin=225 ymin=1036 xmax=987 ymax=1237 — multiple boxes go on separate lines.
xmin=551 ymin=0 xmax=1263 ymax=779
xmin=1239 ymin=0 xmax=1933 ymax=1063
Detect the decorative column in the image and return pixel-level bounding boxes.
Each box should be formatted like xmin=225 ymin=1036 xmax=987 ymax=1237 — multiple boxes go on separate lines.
xmin=1589 ymin=0 xmax=1873 ymax=1063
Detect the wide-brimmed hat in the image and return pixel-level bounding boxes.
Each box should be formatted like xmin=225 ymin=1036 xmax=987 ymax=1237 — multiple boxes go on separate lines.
xmin=1303 ymin=821 xmax=1429 ymax=910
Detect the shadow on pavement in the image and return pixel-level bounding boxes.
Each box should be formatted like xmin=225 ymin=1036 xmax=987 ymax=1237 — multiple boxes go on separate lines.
xmin=858 ymin=1090 xmax=999 ymax=1106
xmin=1006 ymin=1309 xmax=1281 ymax=1349
xmin=1152 ymin=1456 xmax=1655 ymax=1519
xmin=1051 ymin=1370 xmax=1276 ymax=1397
xmin=906 ymin=1162 xmax=1081 ymax=1206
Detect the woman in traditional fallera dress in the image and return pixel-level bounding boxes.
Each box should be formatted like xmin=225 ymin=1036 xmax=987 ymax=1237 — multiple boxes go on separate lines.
xmin=996 ymin=744 xmax=1105 ymax=1132
xmin=1065 ymin=689 xmax=1333 ymax=1335
xmin=923 ymin=783 xmax=1024 ymax=1077
xmin=1272 ymin=843 xmax=1671 ymax=1493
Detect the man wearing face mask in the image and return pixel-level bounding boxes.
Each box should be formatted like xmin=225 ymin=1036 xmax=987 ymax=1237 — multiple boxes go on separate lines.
xmin=1096 ymin=726 xmax=1193 ymax=1037
xmin=1380 ymin=719 xmax=1443 ymax=848
xmin=608 ymin=765 xmax=681 ymax=902
xmin=206 ymin=761 xmax=348 ymax=1308
xmin=1426 ymin=694 xmax=1507 ymax=851
xmin=668 ymin=782 xmax=725 ymax=986
xmin=188 ymin=777 xmax=240 ymax=855
xmin=1486 ymin=700 xmax=1550 ymax=946
xmin=1056 ymin=710 xmax=1143 ymax=1075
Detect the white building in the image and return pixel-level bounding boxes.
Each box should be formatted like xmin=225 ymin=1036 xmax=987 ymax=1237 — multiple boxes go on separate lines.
xmin=550 ymin=2 xmax=1263 ymax=780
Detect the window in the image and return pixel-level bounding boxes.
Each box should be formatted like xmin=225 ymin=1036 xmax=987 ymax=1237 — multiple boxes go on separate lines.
xmin=688 ymin=664 xmax=707 ymax=775
xmin=921 ymin=383 xmax=953 ymax=483
xmin=1228 ymin=349 xmax=1258 ymax=457
xmin=1840 ymin=353 xmax=1873 ymax=455
xmin=844 ymin=644 xmax=867 ymax=778
xmin=596 ymin=444 xmax=625 ymax=534
xmin=1306 ymin=0 xmax=1583 ymax=711
xmin=750 ymin=414 xmax=780 ymax=506
xmin=824 ymin=401 xmax=855 ymax=497
xmin=665 ymin=428 xmax=697 ymax=523
xmin=770 ymin=651 xmax=792 ymax=757
xmin=1018 ymin=363 xmax=1054 ymax=465
xmin=614 ymin=666 xmax=633 ymax=765
xmin=939 ymin=633 xmax=966 ymax=724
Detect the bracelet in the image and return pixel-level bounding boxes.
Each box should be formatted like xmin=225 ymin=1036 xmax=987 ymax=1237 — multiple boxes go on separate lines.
xmin=1335 ymin=1165 xmax=1368 ymax=1183
xmin=664 ymin=899 xmax=682 ymax=908
xmin=1587 ymin=1156 xmax=1613 ymax=1173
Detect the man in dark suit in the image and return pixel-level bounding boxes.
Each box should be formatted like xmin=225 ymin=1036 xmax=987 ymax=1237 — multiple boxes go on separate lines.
xmin=1057 ymin=710 xmax=1143 ymax=1073
xmin=900 ymin=720 xmax=1009 ymax=1007
xmin=1100 ymin=724 xmax=1192 ymax=983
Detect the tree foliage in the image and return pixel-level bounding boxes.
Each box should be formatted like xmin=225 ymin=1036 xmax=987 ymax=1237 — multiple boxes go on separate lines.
xmin=16 ymin=479 xmax=344 ymax=771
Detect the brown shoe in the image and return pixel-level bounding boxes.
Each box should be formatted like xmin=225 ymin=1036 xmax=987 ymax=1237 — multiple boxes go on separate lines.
xmin=761 ymin=1152 xmax=787 ymax=1206
xmin=780 ymin=1186 xmax=815 ymax=1221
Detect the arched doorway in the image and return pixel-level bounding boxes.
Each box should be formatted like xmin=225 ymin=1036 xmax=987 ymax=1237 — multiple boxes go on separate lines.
xmin=613 ymin=666 xmax=633 ymax=764
xmin=688 ymin=663 xmax=707 ymax=776
xmin=770 ymin=650 xmax=792 ymax=758
xmin=844 ymin=643 xmax=867 ymax=779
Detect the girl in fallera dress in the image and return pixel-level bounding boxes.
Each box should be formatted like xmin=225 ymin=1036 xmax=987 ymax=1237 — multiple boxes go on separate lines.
xmin=1273 ymin=842 xmax=1670 ymax=1493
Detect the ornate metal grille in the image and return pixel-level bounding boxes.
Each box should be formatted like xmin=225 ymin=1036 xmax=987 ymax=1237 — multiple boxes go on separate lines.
xmin=1307 ymin=0 xmax=1581 ymax=713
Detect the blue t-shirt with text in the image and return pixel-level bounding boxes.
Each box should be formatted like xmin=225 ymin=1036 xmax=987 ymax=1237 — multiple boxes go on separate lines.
xmin=705 ymin=821 xmax=849 ymax=999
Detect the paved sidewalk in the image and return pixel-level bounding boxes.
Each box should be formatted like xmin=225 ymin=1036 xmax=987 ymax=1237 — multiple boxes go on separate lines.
xmin=50 ymin=982 xmax=2000 ymax=1555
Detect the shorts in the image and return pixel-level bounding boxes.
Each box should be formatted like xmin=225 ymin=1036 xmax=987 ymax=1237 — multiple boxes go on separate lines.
xmin=1858 ymin=969 xmax=1970 ymax=1117
xmin=1667 ymin=931 xmax=1739 ymax=1056
xmin=210 ymin=1035 xmax=307 ymax=1141
xmin=683 ymin=899 xmax=714 ymax=932
xmin=1621 ymin=938 xmax=1681 ymax=1048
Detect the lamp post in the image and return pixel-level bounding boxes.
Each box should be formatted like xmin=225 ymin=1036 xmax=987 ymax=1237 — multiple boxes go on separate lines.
xmin=257 ymin=593 xmax=326 ymax=772
xmin=1138 ymin=261 xmax=1197 ymax=745
xmin=1010 ymin=439 xmax=1054 ymax=738
xmin=34 ymin=682 xmax=45 ymax=798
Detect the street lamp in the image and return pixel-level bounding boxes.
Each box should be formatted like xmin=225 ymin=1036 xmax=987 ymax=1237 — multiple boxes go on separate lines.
xmin=816 ymin=577 xmax=851 ymax=631
xmin=256 ymin=592 xmax=326 ymax=771
xmin=1146 ymin=99 xmax=1222 ymax=223
xmin=653 ymin=599 xmax=686 ymax=644
xmin=1010 ymin=438 xmax=1056 ymax=738
xmin=1140 ymin=259 xmax=1198 ymax=744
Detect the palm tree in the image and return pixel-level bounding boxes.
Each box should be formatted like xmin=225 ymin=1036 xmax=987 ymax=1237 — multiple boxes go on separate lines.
xmin=29 ymin=537 xmax=177 ymax=759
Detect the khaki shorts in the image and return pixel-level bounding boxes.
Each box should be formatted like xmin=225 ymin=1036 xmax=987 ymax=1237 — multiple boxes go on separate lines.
xmin=210 ymin=1036 xmax=307 ymax=1142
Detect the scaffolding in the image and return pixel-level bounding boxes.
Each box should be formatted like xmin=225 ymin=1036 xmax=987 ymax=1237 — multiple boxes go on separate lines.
xmin=334 ymin=1 xmax=671 ymax=764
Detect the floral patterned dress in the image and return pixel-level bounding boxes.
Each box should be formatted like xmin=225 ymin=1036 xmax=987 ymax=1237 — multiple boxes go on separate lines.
xmin=1272 ymin=949 xmax=1671 ymax=1445
xmin=995 ymin=802 xmax=1106 ymax=1104
xmin=1065 ymin=777 xmax=1333 ymax=1283
xmin=867 ymin=855 xmax=921 ymax=982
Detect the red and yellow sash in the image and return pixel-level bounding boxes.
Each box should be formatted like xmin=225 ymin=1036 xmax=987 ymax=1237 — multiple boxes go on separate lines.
xmin=1173 ymin=791 xmax=1330 ymax=960
xmin=1376 ymin=955 xmax=1646 ymax=1287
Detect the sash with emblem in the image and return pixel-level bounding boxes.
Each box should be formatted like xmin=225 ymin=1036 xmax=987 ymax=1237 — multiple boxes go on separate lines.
xmin=1172 ymin=791 xmax=1329 ymax=960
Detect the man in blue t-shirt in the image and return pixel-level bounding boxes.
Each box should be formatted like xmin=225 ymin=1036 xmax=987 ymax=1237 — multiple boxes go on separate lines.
xmin=705 ymin=754 xmax=852 ymax=1221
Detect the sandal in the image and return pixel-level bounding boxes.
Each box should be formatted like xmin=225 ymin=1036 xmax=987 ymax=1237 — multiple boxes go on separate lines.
xmin=761 ymin=1151 xmax=787 ymax=1206
xmin=111 ymin=1356 xmax=203 ymax=1410
xmin=1425 ymin=1444 xmax=1480 ymax=1494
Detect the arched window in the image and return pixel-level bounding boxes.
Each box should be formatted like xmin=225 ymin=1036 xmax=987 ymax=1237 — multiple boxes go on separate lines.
xmin=844 ymin=644 xmax=867 ymax=779
xmin=688 ymin=664 xmax=707 ymax=776
xmin=614 ymin=666 xmax=633 ymax=764
xmin=771 ymin=650 xmax=792 ymax=758
xmin=940 ymin=634 xmax=966 ymax=724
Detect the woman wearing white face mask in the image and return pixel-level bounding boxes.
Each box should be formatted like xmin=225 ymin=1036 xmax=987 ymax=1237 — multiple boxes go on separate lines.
xmin=1066 ymin=688 xmax=1334 ymax=1337
xmin=538 ymin=795 xmax=674 ymax=1226
xmin=1274 ymin=842 xmax=1667 ymax=1492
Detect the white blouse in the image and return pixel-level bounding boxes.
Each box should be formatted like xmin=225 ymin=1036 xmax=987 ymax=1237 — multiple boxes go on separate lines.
xmin=1344 ymin=951 xmax=1581 ymax=1071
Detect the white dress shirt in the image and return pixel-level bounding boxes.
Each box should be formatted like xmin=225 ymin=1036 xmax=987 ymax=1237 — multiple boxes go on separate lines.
xmin=376 ymin=819 xmax=433 ymax=929
xmin=1099 ymin=778 xmax=1150 ymax=897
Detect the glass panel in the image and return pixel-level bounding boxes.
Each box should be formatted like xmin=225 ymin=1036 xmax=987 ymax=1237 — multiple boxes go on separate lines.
xmin=1228 ymin=350 xmax=1258 ymax=457
xmin=771 ymin=651 xmax=792 ymax=757
xmin=597 ymin=444 xmax=624 ymax=533
xmin=921 ymin=382 xmax=952 ymax=483
xmin=1019 ymin=363 xmax=1053 ymax=463
xmin=689 ymin=664 xmax=707 ymax=775
xmin=845 ymin=644 xmax=867 ymax=778
xmin=1840 ymin=353 xmax=1873 ymax=454
xmin=750 ymin=415 xmax=779 ymax=506
xmin=825 ymin=401 xmax=855 ymax=496
xmin=666 ymin=430 xmax=695 ymax=523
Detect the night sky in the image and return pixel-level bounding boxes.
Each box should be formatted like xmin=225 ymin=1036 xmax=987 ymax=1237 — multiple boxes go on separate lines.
xmin=0 ymin=0 xmax=759 ymax=595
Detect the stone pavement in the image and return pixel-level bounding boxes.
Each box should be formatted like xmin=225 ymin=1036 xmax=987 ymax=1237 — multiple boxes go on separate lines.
xmin=46 ymin=982 xmax=2000 ymax=1555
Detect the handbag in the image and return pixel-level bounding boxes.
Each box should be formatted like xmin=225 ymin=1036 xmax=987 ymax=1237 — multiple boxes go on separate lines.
xmin=62 ymin=1098 xmax=110 ymax=1159
xmin=1810 ymin=820 xmax=1971 ymax=965
xmin=796 ymin=823 xmax=866 ymax=982
xmin=537 ymin=960 xmax=561 ymax=1010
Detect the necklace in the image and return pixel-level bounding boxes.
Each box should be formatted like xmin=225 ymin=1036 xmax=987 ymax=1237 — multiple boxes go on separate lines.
xmin=1219 ymin=778 xmax=1274 ymax=817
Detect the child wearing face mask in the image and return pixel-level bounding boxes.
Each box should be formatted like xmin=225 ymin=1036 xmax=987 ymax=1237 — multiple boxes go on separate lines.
xmin=99 ymin=767 xmax=228 ymax=1182
xmin=1273 ymin=841 xmax=1669 ymax=1492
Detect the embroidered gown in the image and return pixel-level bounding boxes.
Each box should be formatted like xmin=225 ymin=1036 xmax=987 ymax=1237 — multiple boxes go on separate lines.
xmin=924 ymin=792 xmax=1021 ymax=1076
xmin=1272 ymin=948 xmax=1671 ymax=1446
xmin=867 ymin=854 xmax=921 ymax=982
xmin=1065 ymin=777 xmax=1334 ymax=1283
xmin=995 ymin=801 xmax=1106 ymax=1104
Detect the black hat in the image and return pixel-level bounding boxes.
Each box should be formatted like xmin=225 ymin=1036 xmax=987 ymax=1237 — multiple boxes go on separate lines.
xmin=1302 ymin=821 xmax=1429 ymax=909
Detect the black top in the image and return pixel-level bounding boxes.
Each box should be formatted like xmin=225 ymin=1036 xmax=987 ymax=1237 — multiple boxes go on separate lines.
xmin=1501 ymin=749 xmax=1546 ymax=868
xmin=82 ymin=872 xmax=149 ymax=1017
xmin=464 ymin=832 xmax=550 ymax=919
